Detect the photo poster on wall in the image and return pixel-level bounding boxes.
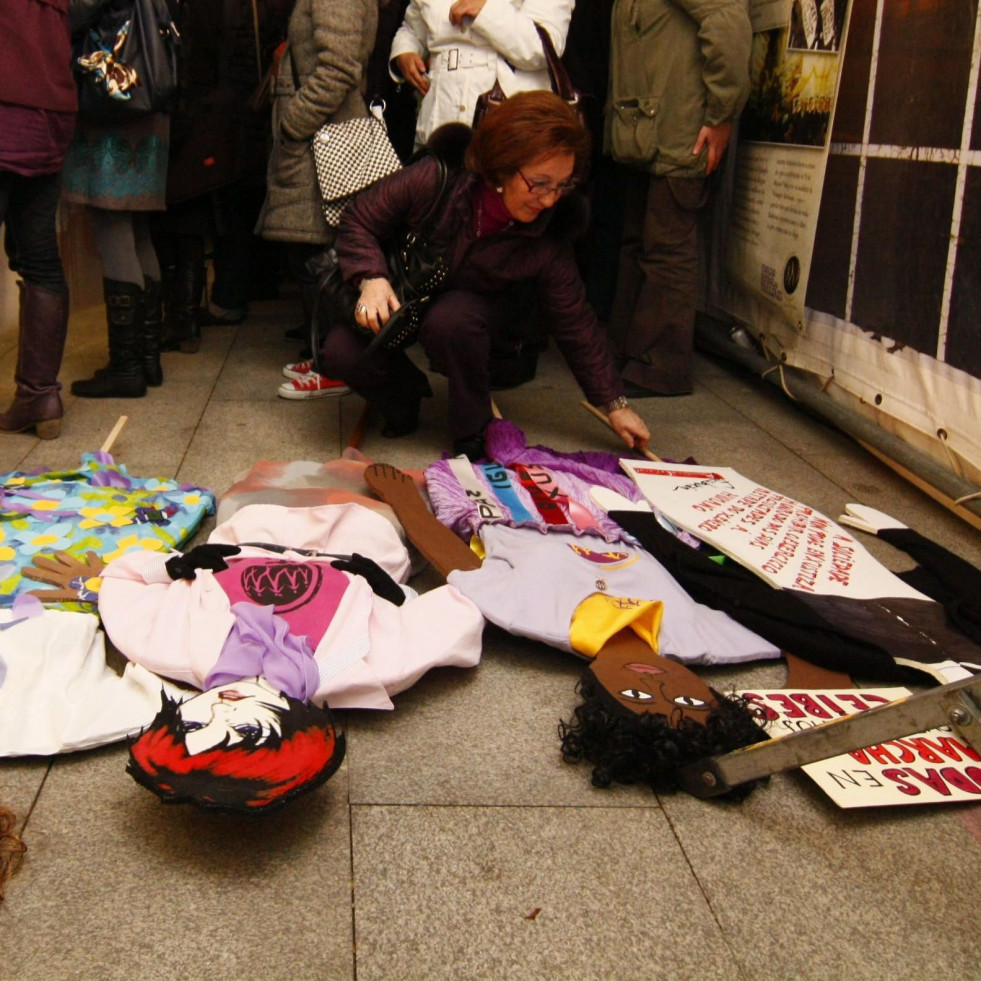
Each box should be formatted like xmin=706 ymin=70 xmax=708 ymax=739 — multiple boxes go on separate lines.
xmin=723 ymin=0 xmax=852 ymax=331
xmin=619 ymin=460 xmax=926 ymax=601
xmin=739 ymin=687 xmax=981 ymax=807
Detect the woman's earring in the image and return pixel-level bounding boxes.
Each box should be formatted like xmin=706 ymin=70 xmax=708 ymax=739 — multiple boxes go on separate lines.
xmin=495 ymin=186 xmax=503 ymax=194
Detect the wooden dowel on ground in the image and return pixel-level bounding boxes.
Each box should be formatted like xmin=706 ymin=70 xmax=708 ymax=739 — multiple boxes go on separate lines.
xmin=100 ymin=416 xmax=128 ymax=454
xmin=346 ymin=403 xmax=373 ymax=450
xmin=580 ymin=400 xmax=661 ymax=462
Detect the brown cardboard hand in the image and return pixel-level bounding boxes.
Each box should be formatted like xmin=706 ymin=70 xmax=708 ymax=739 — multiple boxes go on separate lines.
xmin=23 ymin=550 xmax=106 ymax=604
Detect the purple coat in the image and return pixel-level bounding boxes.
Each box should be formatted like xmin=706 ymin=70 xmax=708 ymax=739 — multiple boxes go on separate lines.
xmin=335 ymin=157 xmax=624 ymax=407
xmin=0 ymin=0 xmax=76 ymax=113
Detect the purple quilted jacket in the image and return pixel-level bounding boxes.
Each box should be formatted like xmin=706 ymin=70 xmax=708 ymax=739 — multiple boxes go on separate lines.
xmin=335 ymin=157 xmax=624 ymax=407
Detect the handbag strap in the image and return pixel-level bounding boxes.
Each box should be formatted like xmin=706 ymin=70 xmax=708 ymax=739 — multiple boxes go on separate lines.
xmin=534 ymin=22 xmax=581 ymax=111
xmin=405 ymin=153 xmax=450 ymax=243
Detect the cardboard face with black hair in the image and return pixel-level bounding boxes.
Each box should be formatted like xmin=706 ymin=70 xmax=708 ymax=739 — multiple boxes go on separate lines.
xmin=127 ymin=679 xmax=345 ymax=815
xmin=588 ymin=641 xmax=716 ymax=725
xmin=560 ymin=629 xmax=769 ymax=799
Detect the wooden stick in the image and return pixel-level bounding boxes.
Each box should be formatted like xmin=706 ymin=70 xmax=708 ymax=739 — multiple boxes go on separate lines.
xmin=100 ymin=415 xmax=128 ymax=455
xmin=490 ymin=398 xmax=502 ymax=420
xmin=346 ymin=403 xmax=372 ymax=450
xmin=857 ymin=438 xmax=981 ymax=534
xmin=580 ymin=400 xmax=661 ymax=462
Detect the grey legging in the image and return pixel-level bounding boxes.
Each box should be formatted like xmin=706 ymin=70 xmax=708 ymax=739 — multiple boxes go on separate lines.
xmin=87 ymin=207 xmax=161 ymax=286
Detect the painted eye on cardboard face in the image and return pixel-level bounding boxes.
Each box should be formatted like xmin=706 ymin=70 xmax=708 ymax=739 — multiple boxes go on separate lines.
xmin=183 ymin=721 xmax=204 ymax=732
xmin=619 ymin=688 xmax=655 ymax=701
xmin=673 ymin=695 xmax=708 ymax=708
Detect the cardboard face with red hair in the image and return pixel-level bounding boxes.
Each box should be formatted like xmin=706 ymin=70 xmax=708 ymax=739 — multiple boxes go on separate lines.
xmin=127 ymin=678 xmax=345 ymax=814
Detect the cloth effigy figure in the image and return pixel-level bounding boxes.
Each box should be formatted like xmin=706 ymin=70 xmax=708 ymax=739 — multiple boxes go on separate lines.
xmin=0 ymin=451 xmax=215 ymax=609
xmin=67 ymin=501 xmax=485 ymax=813
xmin=363 ymin=463 xmax=770 ymax=799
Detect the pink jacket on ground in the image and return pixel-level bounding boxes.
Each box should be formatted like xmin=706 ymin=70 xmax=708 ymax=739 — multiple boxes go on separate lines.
xmin=98 ymin=503 xmax=484 ymax=709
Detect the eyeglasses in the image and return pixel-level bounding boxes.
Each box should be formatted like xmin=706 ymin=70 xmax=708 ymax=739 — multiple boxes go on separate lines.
xmin=517 ymin=170 xmax=578 ymax=199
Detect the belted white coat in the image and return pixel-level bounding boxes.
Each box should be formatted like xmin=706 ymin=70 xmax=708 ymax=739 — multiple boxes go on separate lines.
xmin=389 ymin=0 xmax=574 ymax=146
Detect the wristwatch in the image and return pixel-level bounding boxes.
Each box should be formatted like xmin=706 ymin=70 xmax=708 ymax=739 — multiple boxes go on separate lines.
xmin=603 ymin=396 xmax=629 ymax=414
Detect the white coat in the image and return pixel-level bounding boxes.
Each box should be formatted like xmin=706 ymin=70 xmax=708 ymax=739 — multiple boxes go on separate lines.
xmin=389 ymin=0 xmax=574 ymax=147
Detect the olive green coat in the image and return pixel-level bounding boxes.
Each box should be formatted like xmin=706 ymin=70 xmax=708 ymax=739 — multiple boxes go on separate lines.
xmin=256 ymin=0 xmax=378 ymax=243
xmin=607 ymin=0 xmax=752 ymax=177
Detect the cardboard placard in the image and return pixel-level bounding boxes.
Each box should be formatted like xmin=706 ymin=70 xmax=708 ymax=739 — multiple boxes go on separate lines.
xmin=741 ymin=688 xmax=981 ymax=807
xmin=620 ymin=461 xmax=926 ymax=601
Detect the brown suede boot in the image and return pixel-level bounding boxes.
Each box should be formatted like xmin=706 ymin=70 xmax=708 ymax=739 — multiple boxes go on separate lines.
xmin=0 ymin=281 xmax=69 ymax=439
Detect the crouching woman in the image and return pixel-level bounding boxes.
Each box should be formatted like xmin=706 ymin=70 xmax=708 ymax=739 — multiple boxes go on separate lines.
xmin=322 ymin=91 xmax=649 ymax=459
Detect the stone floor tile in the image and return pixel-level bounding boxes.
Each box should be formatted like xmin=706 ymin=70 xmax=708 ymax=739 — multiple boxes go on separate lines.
xmin=351 ymin=804 xmax=740 ymax=981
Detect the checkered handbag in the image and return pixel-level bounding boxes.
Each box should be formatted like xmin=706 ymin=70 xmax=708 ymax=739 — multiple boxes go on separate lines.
xmin=312 ymin=104 xmax=402 ymax=227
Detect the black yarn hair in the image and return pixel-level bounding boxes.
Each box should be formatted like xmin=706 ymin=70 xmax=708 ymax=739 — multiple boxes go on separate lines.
xmin=558 ymin=671 xmax=770 ymax=801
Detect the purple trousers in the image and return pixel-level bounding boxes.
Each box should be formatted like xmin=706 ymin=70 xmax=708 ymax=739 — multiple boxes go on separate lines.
xmin=321 ymin=289 xmax=507 ymax=439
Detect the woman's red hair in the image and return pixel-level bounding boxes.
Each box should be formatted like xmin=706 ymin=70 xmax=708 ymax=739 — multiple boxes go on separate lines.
xmin=465 ymin=90 xmax=591 ymax=187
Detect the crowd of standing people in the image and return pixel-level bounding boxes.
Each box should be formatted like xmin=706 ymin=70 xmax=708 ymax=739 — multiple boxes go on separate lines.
xmin=0 ymin=0 xmax=754 ymax=460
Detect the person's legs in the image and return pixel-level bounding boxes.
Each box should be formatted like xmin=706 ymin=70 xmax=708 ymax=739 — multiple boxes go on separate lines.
xmin=419 ymin=290 xmax=498 ymax=443
xmin=133 ymin=213 xmax=163 ymax=383
xmin=288 ymin=242 xmax=325 ymax=345
xmin=0 ymin=171 xmax=70 ymax=437
xmin=320 ymin=322 xmax=432 ymax=435
xmin=208 ymin=183 xmax=260 ymax=317
xmin=605 ymin=170 xmax=649 ymax=366
xmin=582 ymin=155 xmax=629 ymax=322
xmin=160 ymin=231 xmax=206 ymax=354
xmin=608 ymin=175 xmax=707 ymax=396
xmin=71 ymin=208 xmax=147 ymax=398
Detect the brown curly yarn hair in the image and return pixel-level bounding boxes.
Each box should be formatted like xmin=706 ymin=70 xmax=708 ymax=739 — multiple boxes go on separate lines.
xmin=0 ymin=806 xmax=27 ymax=902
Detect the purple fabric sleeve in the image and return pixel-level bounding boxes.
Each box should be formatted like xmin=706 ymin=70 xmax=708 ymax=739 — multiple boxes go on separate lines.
xmin=205 ymin=603 xmax=320 ymax=702
xmin=485 ymin=420 xmax=644 ymax=493
xmin=425 ymin=420 xmax=643 ymax=544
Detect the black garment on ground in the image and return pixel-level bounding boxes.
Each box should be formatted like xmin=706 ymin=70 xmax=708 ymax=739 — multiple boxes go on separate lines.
xmin=882 ymin=526 xmax=981 ymax=646
xmin=605 ymin=509 xmax=981 ymax=684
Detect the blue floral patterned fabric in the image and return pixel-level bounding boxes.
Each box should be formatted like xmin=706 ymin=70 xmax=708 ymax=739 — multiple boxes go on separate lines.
xmin=0 ymin=452 xmax=215 ymax=609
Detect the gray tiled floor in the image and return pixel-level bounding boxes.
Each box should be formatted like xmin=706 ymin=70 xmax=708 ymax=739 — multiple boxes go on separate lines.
xmin=2 ymin=291 xmax=980 ymax=980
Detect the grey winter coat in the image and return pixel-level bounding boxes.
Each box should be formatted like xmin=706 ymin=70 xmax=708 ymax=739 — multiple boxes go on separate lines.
xmin=607 ymin=0 xmax=752 ymax=177
xmin=256 ymin=0 xmax=378 ymax=244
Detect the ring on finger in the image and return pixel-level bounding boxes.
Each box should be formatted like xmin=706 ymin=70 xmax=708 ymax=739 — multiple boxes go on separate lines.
xmin=356 ymin=303 xmax=367 ymax=315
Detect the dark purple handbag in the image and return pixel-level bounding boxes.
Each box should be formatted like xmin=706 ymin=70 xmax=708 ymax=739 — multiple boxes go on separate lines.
xmin=472 ymin=23 xmax=584 ymax=129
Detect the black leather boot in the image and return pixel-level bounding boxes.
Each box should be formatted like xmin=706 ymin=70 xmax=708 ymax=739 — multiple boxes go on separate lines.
xmin=71 ymin=279 xmax=148 ymax=398
xmin=142 ymin=277 xmax=164 ymax=386
xmin=0 ymin=281 xmax=69 ymax=438
xmin=161 ymin=252 xmax=205 ymax=353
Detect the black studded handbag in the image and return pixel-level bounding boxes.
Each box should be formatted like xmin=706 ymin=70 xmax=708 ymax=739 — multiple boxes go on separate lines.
xmin=307 ymin=153 xmax=452 ymax=368
xmin=361 ymin=156 xmax=452 ymax=354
